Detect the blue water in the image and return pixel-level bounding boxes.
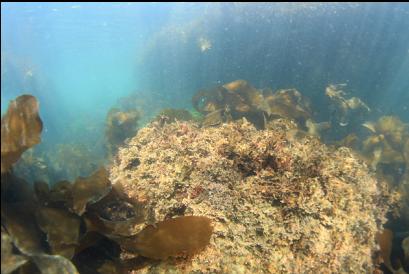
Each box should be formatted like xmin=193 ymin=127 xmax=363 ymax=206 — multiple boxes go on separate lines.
xmin=1 ymin=3 xmax=169 ymax=143
xmin=1 ymin=3 xmax=409 ymax=181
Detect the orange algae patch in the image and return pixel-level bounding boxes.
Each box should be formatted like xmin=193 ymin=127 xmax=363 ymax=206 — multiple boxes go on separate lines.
xmin=121 ymin=216 xmax=213 ymax=260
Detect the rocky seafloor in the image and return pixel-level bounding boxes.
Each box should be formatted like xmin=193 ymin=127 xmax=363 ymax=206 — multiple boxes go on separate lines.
xmin=111 ymin=118 xmax=394 ymax=273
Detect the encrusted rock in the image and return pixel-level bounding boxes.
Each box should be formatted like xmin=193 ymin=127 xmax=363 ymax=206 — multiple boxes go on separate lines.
xmin=110 ymin=119 xmax=392 ymax=273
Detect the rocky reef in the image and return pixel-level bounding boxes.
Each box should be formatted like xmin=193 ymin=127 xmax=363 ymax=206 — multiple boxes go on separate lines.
xmin=3 ymin=81 xmax=408 ymax=273
xmin=111 ymin=118 xmax=393 ymax=273
xmin=1 ymin=95 xmax=213 ymax=274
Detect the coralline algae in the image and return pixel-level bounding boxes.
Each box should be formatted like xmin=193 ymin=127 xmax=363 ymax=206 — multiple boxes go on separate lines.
xmin=111 ymin=118 xmax=393 ymax=273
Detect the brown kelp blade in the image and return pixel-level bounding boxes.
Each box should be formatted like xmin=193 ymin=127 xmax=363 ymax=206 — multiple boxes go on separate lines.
xmin=1 ymin=232 xmax=29 ymax=274
xmin=35 ymin=207 xmax=81 ymax=259
xmin=31 ymin=254 xmax=79 ymax=274
xmin=3 ymin=204 xmax=45 ymax=255
xmin=72 ymin=167 xmax=112 ymax=215
xmin=120 ymin=216 xmax=213 ymax=260
xmin=1 ymin=95 xmax=43 ymax=173
xmin=403 ymin=236 xmax=409 ymax=269
xmin=3 ymin=205 xmax=80 ymax=273
xmin=48 ymin=180 xmax=73 ymax=207
xmin=376 ymin=228 xmax=394 ymax=272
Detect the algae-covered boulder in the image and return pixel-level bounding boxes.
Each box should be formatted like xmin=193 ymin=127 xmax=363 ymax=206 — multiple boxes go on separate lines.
xmin=111 ymin=118 xmax=393 ymax=273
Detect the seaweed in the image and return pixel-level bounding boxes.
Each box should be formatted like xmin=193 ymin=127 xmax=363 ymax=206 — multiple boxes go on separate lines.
xmin=3 ymin=204 xmax=45 ymax=255
xmin=192 ymin=80 xmax=313 ymax=129
xmin=0 ymin=94 xmax=215 ymax=274
xmin=30 ymin=254 xmax=79 ymax=274
xmin=1 ymin=232 xmax=28 ymax=274
xmin=105 ymin=108 xmax=140 ymax=158
xmin=71 ymin=236 xmax=122 ymax=274
xmin=359 ymin=116 xmax=408 ymax=185
xmin=265 ymin=88 xmax=312 ymax=126
xmin=119 ymin=216 xmax=213 ymax=260
xmin=154 ymin=108 xmax=194 ymax=123
xmin=202 ymin=108 xmax=227 ymax=128
xmin=403 ymin=237 xmax=409 ymax=270
xmin=72 ymin=167 xmax=112 ymax=216
xmin=325 ymin=84 xmax=370 ymax=128
xmin=1 ymin=95 xmax=43 ymax=173
xmin=35 ymin=207 xmax=81 ymax=259
xmin=3 ymin=85 xmax=406 ymax=273
xmin=47 ymin=180 xmax=73 ymax=208
xmin=376 ymin=229 xmax=394 ymax=272
xmin=2 ymin=203 xmax=79 ymax=274
xmin=192 ymin=86 xmax=226 ymax=113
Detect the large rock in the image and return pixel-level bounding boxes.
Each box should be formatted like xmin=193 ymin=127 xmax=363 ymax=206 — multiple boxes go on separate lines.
xmin=111 ymin=118 xmax=392 ymax=273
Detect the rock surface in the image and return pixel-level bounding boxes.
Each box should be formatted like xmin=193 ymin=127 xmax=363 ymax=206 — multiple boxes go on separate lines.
xmin=111 ymin=118 xmax=392 ymax=273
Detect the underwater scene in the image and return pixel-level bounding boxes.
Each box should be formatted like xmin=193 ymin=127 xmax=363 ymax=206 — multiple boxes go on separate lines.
xmin=1 ymin=2 xmax=409 ymax=273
